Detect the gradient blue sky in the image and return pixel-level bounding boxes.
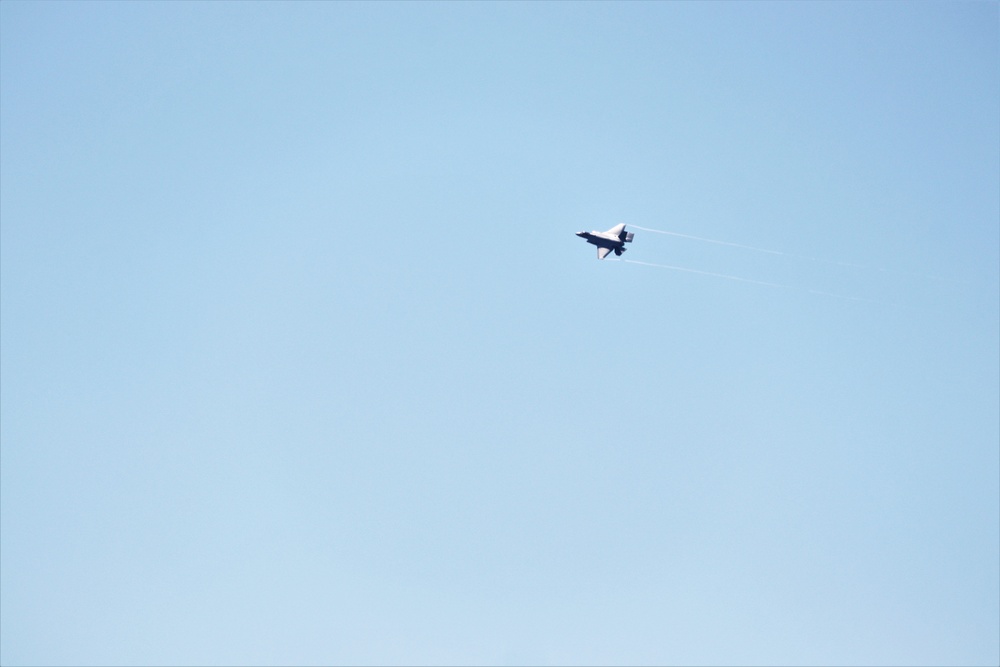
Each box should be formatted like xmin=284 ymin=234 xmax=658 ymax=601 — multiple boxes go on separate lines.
xmin=2 ymin=2 xmax=998 ymax=665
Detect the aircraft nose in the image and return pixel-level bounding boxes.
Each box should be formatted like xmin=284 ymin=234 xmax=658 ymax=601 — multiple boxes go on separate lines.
xmin=575 ymin=231 xmax=585 ymax=237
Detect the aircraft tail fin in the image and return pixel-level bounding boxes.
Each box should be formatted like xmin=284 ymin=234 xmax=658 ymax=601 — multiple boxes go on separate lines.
xmin=613 ymin=226 xmax=634 ymax=243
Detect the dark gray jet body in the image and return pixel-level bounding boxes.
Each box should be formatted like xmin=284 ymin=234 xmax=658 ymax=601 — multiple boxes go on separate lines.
xmin=576 ymin=223 xmax=634 ymax=259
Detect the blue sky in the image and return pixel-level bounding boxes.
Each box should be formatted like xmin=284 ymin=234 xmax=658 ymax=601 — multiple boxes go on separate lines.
xmin=1 ymin=2 xmax=997 ymax=665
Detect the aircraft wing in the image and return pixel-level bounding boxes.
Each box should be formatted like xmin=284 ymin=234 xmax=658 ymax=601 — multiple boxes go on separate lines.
xmin=597 ymin=247 xmax=613 ymax=260
xmin=606 ymin=223 xmax=626 ymax=238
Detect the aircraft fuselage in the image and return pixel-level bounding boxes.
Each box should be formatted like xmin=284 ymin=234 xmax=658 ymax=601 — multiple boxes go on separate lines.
xmin=576 ymin=231 xmax=625 ymax=252
xmin=576 ymin=225 xmax=634 ymax=259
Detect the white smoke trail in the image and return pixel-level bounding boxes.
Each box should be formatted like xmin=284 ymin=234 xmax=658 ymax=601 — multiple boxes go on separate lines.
xmin=622 ymin=259 xmax=790 ymax=289
xmin=626 ymin=223 xmax=968 ymax=285
xmin=621 ymin=259 xmax=876 ymax=302
xmin=626 ymin=224 xmax=875 ymax=271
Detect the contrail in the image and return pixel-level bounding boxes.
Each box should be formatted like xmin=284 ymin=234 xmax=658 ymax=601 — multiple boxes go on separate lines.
xmin=627 ymin=223 xmax=966 ymax=285
xmin=627 ymin=225 xmax=790 ymax=256
xmin=626 ymin=224 xmax=875 ymax=271
xmin=621 ymin=259 xmax=876 ymax=302
xmin=622 ymin=259 xmax=790 ymax=289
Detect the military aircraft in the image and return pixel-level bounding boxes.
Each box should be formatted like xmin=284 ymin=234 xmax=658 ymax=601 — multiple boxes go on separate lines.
xmin=576 ymin=223 xmax=634 ymax=259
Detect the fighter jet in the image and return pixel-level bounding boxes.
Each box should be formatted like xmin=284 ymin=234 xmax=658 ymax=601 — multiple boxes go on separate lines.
xmin=576 ymin=223 xmax=634 ymax=259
